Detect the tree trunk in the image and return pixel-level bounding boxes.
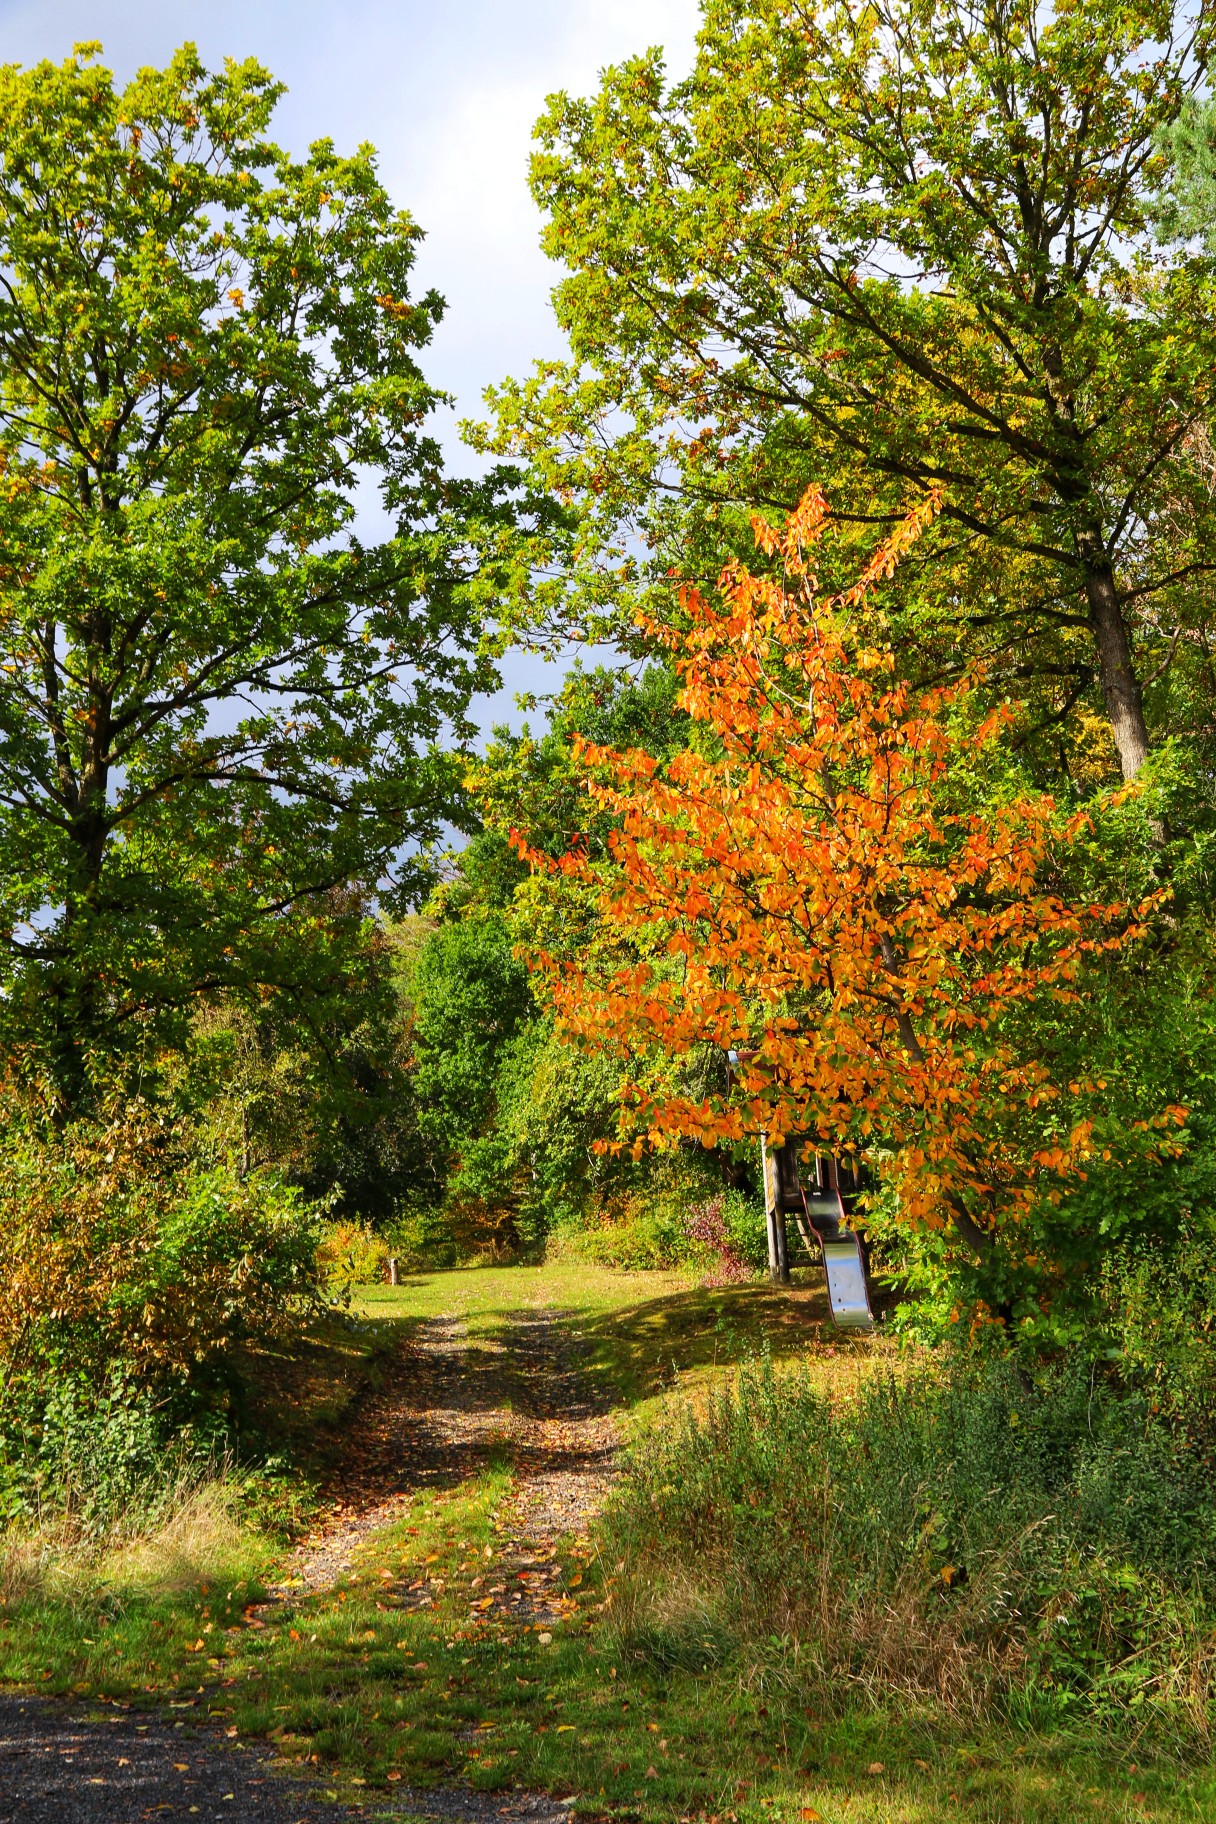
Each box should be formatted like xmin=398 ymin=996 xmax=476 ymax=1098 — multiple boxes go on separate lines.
xmin=1082 ymin=555 xmax=1150 ymax=782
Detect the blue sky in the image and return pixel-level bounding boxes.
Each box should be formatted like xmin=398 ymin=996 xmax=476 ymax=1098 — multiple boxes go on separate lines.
xmin=0 ymin=0 xmax=701 ymax=727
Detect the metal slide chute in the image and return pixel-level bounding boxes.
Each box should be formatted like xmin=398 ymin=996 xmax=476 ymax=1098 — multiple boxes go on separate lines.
xmin=762 ymin=1137 xmax=875 ymax=1332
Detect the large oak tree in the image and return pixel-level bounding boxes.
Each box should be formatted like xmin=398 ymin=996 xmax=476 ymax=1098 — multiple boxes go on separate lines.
xmin=0 ymin=45 xmax=501 ymax=1104
xmin=479 ymin=0 xmax=1216 ymax=785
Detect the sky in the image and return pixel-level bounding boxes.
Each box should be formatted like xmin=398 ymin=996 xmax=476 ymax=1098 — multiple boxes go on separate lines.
xmin=0 ymin=0 xmax=703 ymax=727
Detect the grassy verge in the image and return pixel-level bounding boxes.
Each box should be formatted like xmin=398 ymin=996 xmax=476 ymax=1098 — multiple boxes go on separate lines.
xmin=357 ymin=1259 xmax=890 ymax=1417
xmin=0 ymin=1264 xmax=1211 ymax=1823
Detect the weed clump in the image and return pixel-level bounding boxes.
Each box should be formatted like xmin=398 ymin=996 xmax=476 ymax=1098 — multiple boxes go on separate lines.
xmin=603 ymin=1351 xmax=1216 ymax=1742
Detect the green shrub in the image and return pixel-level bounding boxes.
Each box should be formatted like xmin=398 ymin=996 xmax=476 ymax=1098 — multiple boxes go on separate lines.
xmin=0 ymin=1372 xmax=223 ymax=1535
xmin=551 ymin=1165 xmax=767 ymax=1277
xmin=561 ymin=1193 xmax=694 ymax=1270
xmin=1103 ymin=1223 xmax=1216 ymax=1463
xmin=316 ymin=1220 xmax=390 ymax=1288
xmin=605 ymin=1351 xmax=1216 ymax=1739
xmin=0 ymin=1104 xmax=324 ymax=1391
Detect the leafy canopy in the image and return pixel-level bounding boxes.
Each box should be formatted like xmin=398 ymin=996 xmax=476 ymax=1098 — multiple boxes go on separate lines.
xmin=0 ymin=43 xmax=499 ymax=1100
xmin=477 ymin=0 xmax=1216 ymax=785
xmin=527 ymin=489 xmax=1176 ymax=1289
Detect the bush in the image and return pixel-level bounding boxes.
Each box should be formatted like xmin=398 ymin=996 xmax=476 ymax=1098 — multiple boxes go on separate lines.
xmin=0 ymin=1372 xmax=224 ymax=1536
xmin=316 ymin=1220 xmax=391 ymax=1288
xmin=685 ymin=1194 xmax=760 ymax=1284
xmin=1104 ymin=1224 xmax=1216 ymax=1464
xmin=551 ymin=1165 xmax=766 ymax=1277
xmin=0 ymin=1097 xmax=324 ymax=1398
xmin=604 ymin=1351 xmax=1216 ymax=1740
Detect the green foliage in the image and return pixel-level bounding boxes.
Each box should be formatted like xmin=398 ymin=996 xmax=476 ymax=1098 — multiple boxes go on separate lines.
xmin=0 ymin=42 xmax=509 ymax=1105
xmin=0 ymin=1097 xmax=324 ymax=1403
xmin=476 ymin=0 xmax=1216 ymax=786
xmin=1153 ymin=95 xmax=1216 ymax=248
xmin=470 ymin=660 xmax=687 ymax=871
xmin=186 ymin=910 xmax=431 ymax=1230
xmin=0 ymin=1372 xmax=223 ymax=1533
xmin=1104 ymin=1222 xmax=1216 ymax=1463
xmin=411 ymin=915 xmax=534 ymax=1159
xmin=555 ymin=1178 xmax=765 ymax=1277
xmin=607 ymin=1351 xmax=1216 ymax=1737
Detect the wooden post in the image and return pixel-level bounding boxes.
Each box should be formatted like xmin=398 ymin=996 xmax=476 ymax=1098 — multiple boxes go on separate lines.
xmin=775 ymin=1198 xmax=791 ymax=1284
xmin=761 ymin=1137 xmax=792 ymax=1286
xmin=388 ymin=1257 xmax=399 ymax=1286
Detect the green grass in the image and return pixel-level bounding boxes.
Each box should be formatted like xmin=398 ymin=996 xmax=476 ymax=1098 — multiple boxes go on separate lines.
xmin=358 ymin=1258 xmax=886 ymax=1416
xmin=1 ymin=1262 xmax=1212 ymax=1823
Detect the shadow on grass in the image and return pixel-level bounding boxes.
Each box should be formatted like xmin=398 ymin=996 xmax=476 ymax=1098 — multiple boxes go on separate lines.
xmin=540 ymin=1271 xmax=899 ymax=1408
xmin=236 ymin=1306 xmax=433 ymax=1482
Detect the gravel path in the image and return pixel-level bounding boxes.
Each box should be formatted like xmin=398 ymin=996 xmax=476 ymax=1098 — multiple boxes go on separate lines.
xmin=0 ymin=1692 xmax=576 ymax=1823
xmin=0 ymin=1693 xmax=330 ymax=1823
xmin=274 ymin=1303 xmax=621 ymax=1613
xmin=0 ymin=1297 xmax=621 ymax=1820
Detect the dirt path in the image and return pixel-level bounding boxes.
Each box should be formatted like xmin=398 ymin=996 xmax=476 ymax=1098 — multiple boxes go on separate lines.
xmin=275 ymin=1300 xmax=622 ymax=1615
xmin=0 ymin=1691 xmax=576 ymax=1824
xmin=0 ymin=1293 xmax=617 ymax=1821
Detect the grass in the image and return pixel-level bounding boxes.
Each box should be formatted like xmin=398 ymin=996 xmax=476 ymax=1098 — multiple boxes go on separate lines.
xmin=356 ymin=1258 xmax=891 ymax=1417
xmin=1 ymin=1261 xmax=1213 ymax=1823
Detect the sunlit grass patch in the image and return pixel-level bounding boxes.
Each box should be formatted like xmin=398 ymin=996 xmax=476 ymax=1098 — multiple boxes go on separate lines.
xmin=1 ymin=1266 xmax=1212 ymax=1822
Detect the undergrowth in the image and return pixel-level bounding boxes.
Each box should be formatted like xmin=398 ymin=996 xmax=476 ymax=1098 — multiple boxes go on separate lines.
xmin=603 ymin=1351 xmax=1216 ymax=1747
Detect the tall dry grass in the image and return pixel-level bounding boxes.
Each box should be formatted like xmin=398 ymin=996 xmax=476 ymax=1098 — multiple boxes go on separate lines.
xmin=602 ymin=1352 xmax=1216 ymax=1743
xmin=0 ymin=1469 xmax=264 ymax=1612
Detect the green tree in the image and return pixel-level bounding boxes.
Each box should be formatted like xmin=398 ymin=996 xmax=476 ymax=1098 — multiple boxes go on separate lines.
xmin=186 ymin=902 xmax=431 ymax=1228
xmin=411 ymin=914 xmax=534 ymax=1164
xmin=477 ymin=0 xmax=1216 ymax=784
xmin=1154 ymin=94 xmax=1216 ymax=248
xmin=0 ymin=43 xmax=500 ymax=1105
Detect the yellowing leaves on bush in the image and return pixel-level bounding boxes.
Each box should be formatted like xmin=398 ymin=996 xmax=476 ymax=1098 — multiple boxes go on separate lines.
xmin=0 ymin=1090 xmax=323 ymax=1389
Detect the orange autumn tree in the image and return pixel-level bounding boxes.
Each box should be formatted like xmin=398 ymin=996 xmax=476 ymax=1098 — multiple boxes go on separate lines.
xmin=520 ymin=486 xmax=1162 ymax=1270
